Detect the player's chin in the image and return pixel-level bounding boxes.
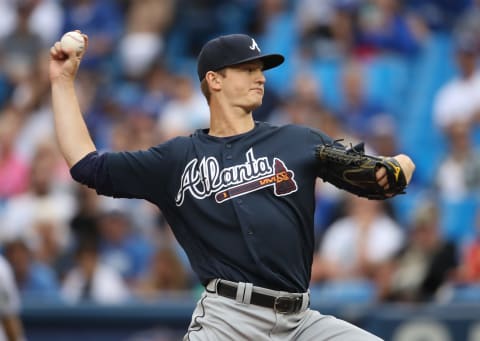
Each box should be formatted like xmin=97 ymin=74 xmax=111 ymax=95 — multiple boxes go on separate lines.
xmin=241 ymin=94 xmax=262 ymax=112
xmin=247 ymin=100 xmax=262 ymax=112
xmin=249 ymin=95 xmax=263 ymax=108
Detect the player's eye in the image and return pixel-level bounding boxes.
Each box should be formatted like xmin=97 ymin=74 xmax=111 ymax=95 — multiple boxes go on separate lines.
xmin=237 ymin=64 xmax=261 ymax=73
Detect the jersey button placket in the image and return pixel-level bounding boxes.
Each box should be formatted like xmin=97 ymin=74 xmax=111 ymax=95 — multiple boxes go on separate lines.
xmin=223 ymin=143 xmax=233 ymax=163
xmin=223 ymin=143 xmax=251 ymax=237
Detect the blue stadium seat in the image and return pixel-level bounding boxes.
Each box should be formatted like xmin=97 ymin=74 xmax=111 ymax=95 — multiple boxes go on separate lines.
xmin=398 ymin=33 xmax=456 ymax=185
xmin=363 ymin=55 xmax=410 ymax=118
xmin=390 ymin=186 xmax=427 ymax=227
xmin=309 ymin=59 xmax=344 ymax=109
xmin=258 ymin=12 xmax=298 ymax=95
xmin=445 ymin=285 xmax=480 ymax=303
xmin=310 ymin=280 xmax=376 ymax=304
xmin=439 ymin=196 xmax=478 ymax=245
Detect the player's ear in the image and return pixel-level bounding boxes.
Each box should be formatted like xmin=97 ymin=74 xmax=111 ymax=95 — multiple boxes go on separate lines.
xmin=205 ymin=71 xmax=222 ymax=90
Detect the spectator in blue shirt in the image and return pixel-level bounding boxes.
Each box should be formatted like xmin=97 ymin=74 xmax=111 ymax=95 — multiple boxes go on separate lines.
xmin=2 ymin=238 xmax=60 ymax=302
xmin=97 ymin=210 xmax=155 ymax=285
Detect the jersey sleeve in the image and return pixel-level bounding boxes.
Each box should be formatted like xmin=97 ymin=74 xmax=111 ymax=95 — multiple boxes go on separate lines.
xmin=306 ymin=127 xmax=338 ymax=178
xmin=71 ymin=139 xmax=177 ymax=201
xmin=102 ymin=148 xmax=169 ymax=200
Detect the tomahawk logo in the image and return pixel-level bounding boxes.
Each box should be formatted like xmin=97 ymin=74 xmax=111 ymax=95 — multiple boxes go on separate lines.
xmin=175 ymin=148 xmax=297 ymax=206
xmin=249 ymin=38 xmax=260 ymax=52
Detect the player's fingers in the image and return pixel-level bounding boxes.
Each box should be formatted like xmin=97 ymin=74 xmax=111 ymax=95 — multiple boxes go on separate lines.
xmin=62 ymin=46 xmax=78 ymax=60
xmin=83 ymin=33 xmax=89 ymax=52
xmin=50 ymin=46 xmax=60 ymax=59
xmin=72 ymin=30 xmax=88 ymax=47
xmin=51 ymin=42 xmax=67 ymax=59
xmin=375 ymin=167 xmax=386 ymax=181
xmin=379 ymin=179 xmax=389 ymax=189
xmin=79 ymin=33 xmax=88 ymax=58
xmin=376 ymin=167 xmax=389 ymax=189
xmin=54 ymin=41 xmax=63 ymax=53
xmin=55 ymin=41 xmax=70 ymax=57
xmin=55 ymin=37 xmax=77 ymax=58
xmin=69 ymin=29 xmax=88 ymax=59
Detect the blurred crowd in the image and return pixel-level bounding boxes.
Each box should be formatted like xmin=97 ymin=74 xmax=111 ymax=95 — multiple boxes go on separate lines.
xmin=1 ymin=0 xmax=480 ymax=308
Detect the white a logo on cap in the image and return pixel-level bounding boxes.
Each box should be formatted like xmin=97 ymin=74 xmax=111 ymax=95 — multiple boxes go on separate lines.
xmin=249 ymin=38 xmax=260 ymax=52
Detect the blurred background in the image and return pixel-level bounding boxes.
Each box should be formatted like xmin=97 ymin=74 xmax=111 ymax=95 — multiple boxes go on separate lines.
xmin=1 ymin=0 xmax=480 ymax=340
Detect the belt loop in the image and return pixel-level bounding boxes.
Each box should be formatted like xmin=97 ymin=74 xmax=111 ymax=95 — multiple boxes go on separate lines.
xmin=243 ymin=283 xmax=253 ymax=304
xmin=206 ymin=279 xmax=217 ymax=293
xmin=300 ymin=290 xmax=310 ymax=311
xmin=236 ymin=282 xmax=246 ymax=303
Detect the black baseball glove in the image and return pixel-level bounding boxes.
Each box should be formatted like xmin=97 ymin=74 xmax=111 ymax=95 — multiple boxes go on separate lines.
xmin=315 ymin=140 xmax=407 ymax=200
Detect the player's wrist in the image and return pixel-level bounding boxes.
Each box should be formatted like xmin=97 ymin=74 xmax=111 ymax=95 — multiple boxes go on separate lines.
xmin=51 ymin=76 xmax=76 ymax=88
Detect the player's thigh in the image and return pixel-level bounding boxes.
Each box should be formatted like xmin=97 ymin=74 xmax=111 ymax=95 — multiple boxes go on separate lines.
xmin=184 ymin=292 xmax=273 ymax=341
xmin=296 ymin=310 xmax=383 ymax=341
xmin=184 ymin=293 xmax=222 ymax=341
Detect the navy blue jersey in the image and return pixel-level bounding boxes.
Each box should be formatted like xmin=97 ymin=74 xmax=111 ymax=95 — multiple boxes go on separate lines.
xmin=71 ymin=122 xmax=334 ymax=292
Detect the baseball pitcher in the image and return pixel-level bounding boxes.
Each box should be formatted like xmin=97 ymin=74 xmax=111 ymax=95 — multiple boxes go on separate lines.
xmin=50 ymin=32 xmax=415 ymax=340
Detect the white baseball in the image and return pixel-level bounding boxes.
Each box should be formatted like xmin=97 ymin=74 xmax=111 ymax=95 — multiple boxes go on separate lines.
xmin=60 ymin=31 xmax=85 ymax=55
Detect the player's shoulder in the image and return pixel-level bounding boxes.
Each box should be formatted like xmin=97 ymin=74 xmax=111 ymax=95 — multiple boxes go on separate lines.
xmin=272 ymin=122 xmax=332 ymax=143
xmin=150 ymin=135 xmax=192 ymax=153
xmin=255 ymin=122 xmax=334 ymax=146
xmin=257 ymin=121 xmax=316 ymax=136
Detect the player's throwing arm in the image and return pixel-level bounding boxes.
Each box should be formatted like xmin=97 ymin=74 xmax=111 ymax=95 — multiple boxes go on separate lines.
xmin=49 ymin=30 xmax=96 ymax=167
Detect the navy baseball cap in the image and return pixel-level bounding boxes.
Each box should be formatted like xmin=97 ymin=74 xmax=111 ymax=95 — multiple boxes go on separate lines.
xmin=197 ymin=34 xmax=285 ymax=81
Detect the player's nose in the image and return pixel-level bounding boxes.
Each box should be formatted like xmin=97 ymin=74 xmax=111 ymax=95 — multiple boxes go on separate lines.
xmin=255 ymin=70 xmax=266 ymax=84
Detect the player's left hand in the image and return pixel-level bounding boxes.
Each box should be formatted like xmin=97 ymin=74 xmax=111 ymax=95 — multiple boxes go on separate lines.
xmin=376 ymin=154 xmax=415 ymax=190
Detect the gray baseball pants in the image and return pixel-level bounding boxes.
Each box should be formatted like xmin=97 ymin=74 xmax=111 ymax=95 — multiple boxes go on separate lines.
xmin=184 ymin=280 xmax=383 ymax=341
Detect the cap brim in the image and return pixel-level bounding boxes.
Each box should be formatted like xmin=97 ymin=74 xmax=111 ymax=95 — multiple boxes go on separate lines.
xmin=227 ymin=53 xmax=285 ymax=71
